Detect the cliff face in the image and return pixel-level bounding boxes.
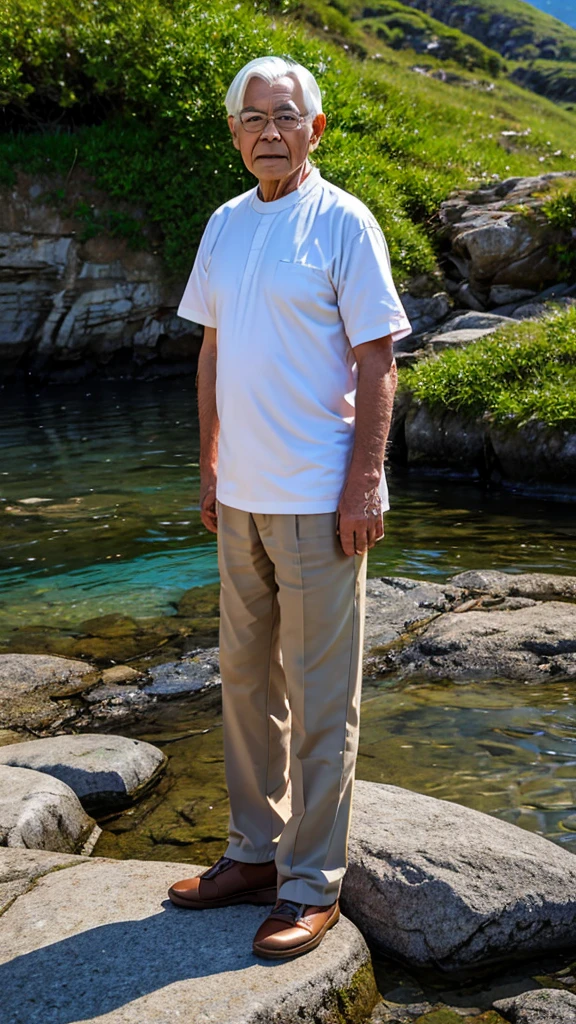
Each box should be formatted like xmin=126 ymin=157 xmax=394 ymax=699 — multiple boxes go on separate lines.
xmin=0 ymin=171 xmax=200 ymax=383
xmin=401 ymin=0 xmax=572 ymax=61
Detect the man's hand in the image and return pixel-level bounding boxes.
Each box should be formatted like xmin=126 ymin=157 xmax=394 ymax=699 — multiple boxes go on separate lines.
xmin=336 ymin=479 xmax=384 ymax=557
xmin=200 ymin=470 xmax=218 ymax=534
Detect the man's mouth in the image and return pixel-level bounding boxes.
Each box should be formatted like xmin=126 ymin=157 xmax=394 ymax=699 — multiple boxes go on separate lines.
xmin=255 ymin=154 xmax=286 ymax=159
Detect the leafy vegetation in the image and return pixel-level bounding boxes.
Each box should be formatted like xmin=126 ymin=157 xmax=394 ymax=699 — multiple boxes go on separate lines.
xmin=542 ymin=180 xmax=576 ymax=277
xmin=0 ymin=0 xmax=576 ymax=280
xmin=401 ymin=307 xmax=576 ymax=427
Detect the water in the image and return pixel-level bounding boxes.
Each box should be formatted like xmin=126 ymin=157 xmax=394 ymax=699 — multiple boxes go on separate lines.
xmin=1 ymin=376 xmax=576 ymax=861
xmin=1 ymin=377 xmax=575 ymax=642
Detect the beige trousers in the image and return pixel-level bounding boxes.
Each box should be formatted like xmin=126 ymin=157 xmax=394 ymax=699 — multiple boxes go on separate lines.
xmin=216 ymin=500 xmax=367 ymax=906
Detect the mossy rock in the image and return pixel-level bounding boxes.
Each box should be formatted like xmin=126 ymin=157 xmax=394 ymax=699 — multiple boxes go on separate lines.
xmin=69 ymin=636 xmax=144 ymax=663
xmin=176 ymin=583 xmax=220 ymax=619
xmin=414 ymin=1011 xmax=466 ymax=1024
xmin=79 ymin=614 xmax=140 ymax=638
xmin=332 ymin=962 xmax=379 ymax=1023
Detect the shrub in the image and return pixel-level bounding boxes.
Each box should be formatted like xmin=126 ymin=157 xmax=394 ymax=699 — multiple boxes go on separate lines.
xmin=401 ymin=306 xmax=576 ymax=427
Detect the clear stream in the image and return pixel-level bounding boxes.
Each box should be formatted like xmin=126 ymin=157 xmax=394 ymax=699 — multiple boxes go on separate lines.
xmin=1 ymin=377 xmax=576 ymax=871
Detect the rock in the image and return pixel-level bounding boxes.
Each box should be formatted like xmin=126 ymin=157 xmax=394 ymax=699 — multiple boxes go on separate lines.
xmin=449 ymin=570 xmax=576 ymax=602
xmin=439 ymin=174 xmax=576 ymax=300
xmin=432 ymin=311 xmax=516 ymax=335
xmin=0 ymin=734 xmax=166 ymax=811
xmin=364 ymin=577 xmax=465 ymax=653
xmin=0 ymin=170 xmax=201 ymax=382
xmin=0 ymin=653 xmax=97 ymax=730
xmin=342 ymin=780 xmax=576 ymax=971
xmin=0 ymin=847 xmax=84 ymax=914
xmin=397 ymin=292 xmax=452 ymax=338
xmin=403 ymin=403 xmax=486 ymax=472
xmin=0 ymin=849 xmax=378 ymax=1024
xmin=0 ymin=766 xmax=100 ymax=854
xmin=489 ymin=422 xmax=576 ymax=491
xmin=392 ymin=397 xmax=576 ymax=495
xmin=489 ymin=285 xmax=537 ymax=306
xmin=493 ymin=988 xmax=576 ymax=1023
xmin=100 ymin=665 xmax=143 ymax=685
xmin=396 ymin=601 xmax=576 ymax=681
xmin=143 ymin=648 xmax=221 ymax=698
xmin=427 ymin=326 xmax=507 ymax=350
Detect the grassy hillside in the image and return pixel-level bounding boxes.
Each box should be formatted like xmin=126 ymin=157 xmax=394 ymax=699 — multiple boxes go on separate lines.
xmin=387 ymin=0 xmax=576 ymax=106
xmin=1 ymin=0 xmax=576 ymax=283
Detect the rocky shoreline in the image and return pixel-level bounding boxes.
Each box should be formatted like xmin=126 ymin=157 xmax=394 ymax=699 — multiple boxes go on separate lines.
xmin=1 ymin=570 xmax=576 ymax=1022
xmin=1 ymin=569 xmax=574 ymax=739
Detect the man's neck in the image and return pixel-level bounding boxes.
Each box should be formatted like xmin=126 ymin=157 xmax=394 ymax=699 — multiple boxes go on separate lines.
xmin=256 ymin=162 xmax=313 ymax=203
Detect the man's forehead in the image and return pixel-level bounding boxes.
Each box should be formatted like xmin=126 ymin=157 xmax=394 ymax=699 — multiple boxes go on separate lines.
xmin=242 ymin=74 xmax=305 ymax=109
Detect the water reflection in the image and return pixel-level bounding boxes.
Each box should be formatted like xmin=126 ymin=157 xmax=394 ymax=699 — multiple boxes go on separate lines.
xmin=92 ymin=677 xmax=576 ymax=864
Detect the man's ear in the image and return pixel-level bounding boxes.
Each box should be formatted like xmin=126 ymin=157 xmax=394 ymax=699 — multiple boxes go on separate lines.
xmin=309 ymin=112 xmax=327 ymax=152
xmin=228 ymin=114 xmax=241 ymax=151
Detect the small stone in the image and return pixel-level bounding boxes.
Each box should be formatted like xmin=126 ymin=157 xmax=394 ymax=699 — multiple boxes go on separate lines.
xmin=493 ymin=987 xmax=576 ymax=1022
xmin=100 ymin=665 xmax=143 ymax=685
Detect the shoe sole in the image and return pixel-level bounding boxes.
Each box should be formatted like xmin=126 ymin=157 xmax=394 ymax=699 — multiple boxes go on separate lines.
xmin=168 ymin=885 xmax=278 ymax=910
xmin=252 ymin=904 xmax=340 ymax=960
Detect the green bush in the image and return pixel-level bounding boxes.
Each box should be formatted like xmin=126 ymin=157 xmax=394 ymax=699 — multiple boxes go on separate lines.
xmin=0 ymin=0 xmax=575 ymax=282
xmin=401 ymin=307 xmax=576 ymax=427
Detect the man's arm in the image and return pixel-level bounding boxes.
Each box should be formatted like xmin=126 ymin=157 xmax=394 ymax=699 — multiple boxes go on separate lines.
xmin=336 ymin=335 xmax=397 ymax=557
xmin=197 ymin=325 xmax=219 ymax=534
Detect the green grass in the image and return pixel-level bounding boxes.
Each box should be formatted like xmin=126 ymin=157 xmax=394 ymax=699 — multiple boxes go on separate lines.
xmin=401 ymin=306 xmax=576 ymax=427
xmin=1 ymin=0 xmax=576 ymax=280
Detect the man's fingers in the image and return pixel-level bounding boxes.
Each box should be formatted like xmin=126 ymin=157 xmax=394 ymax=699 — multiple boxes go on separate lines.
xmin=338 ymin=513 xmax=385 ymax=555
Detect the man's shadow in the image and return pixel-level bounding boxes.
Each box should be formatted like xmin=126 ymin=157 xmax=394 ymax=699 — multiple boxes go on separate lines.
xmin=2 ymin=900 xmax=281 ymax=1024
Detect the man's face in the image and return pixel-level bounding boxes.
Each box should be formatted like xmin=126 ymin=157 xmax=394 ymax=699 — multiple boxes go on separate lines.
xmin=228 ymin=74 xmax=325 ymax=181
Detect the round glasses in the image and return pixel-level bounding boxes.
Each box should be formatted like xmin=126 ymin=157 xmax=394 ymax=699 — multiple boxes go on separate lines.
xmin=237 ymin=111 xmax=312 ymax=133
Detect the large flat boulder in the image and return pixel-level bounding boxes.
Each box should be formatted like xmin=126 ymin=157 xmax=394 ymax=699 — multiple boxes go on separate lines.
xmin=0 ymin=848 xmax=83 ymax=913
xmin=396 ymin=601 xmax=576 ymax=680
xmin=0 ymin=734 xmax=167 ymax=811
xmin=0 ymin=849 xmax=377 ymax=1024
xmin=450 ymin=570 xmax=576 ymax=602
xmin=364 ymin=577 xmax=465 ymax=652
xmin=0 ymin=766 xmax=99 ymax=854
xmin=494 ymin=988 xmax=576 ymax=1023
xmin=342 ymin=781 xmax=576 ymax=971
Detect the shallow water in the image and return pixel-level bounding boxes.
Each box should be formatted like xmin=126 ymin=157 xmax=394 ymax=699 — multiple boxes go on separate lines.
xmin=1 ymin=377 xmax=575 ymax=643
xmin=92 ymin=674 xmax=576 ymax=866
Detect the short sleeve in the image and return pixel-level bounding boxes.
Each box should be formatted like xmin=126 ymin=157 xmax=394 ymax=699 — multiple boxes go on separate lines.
xmin=177 ymin=218 xmax=217 ymax=328
xmin=336 ymin=226 xmax=412 ymax=347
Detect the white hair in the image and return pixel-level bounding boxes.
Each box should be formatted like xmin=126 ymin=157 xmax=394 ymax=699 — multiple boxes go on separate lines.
xmin=224 ymin=56 xmax=322 ymax=118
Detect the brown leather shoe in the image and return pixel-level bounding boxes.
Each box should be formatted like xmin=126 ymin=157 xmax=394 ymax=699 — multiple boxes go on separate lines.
xmin=168 ymin=855 xmax=278 ymax=909
xmin=252 ymin=898 xmax=340 ymax=959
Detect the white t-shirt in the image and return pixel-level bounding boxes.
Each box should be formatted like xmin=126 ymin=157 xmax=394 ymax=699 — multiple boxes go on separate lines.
xmin=178 ymin=166 xmax=412 ymax=514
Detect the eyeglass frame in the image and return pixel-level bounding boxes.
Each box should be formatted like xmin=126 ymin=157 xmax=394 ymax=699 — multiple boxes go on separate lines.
xmin=235 ymin=108 xmax=315 ymax=134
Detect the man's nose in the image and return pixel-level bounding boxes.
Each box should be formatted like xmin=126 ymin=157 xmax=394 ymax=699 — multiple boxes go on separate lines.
xmin=260 ymin=117 xmax=282 ymax=141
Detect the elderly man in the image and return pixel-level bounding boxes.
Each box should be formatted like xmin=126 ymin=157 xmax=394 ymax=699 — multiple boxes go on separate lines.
xmin=169 ymin=55 xmax=411 ymax=959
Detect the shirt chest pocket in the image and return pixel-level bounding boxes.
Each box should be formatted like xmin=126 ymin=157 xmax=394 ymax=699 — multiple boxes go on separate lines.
xmin=272 ymin=260 xmax=338 ymax=324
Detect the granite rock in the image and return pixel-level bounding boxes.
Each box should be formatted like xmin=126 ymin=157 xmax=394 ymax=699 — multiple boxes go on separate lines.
xmin=342 ymin=780 xmax=576 ymax=970
xmin=0 ymin=765 xmax=99 ymax=854
xmin=0 ymin=734 xmax=166 ymax=811
xmin=0 ymin=850 xmax=377 ymax=1024
xmin=493 ymin=988 xmax=576 ymax=1023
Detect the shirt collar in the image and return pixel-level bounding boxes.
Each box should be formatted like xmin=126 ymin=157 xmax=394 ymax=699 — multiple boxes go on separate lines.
xmin=250 ymin=166 xmax=321 ymax=214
